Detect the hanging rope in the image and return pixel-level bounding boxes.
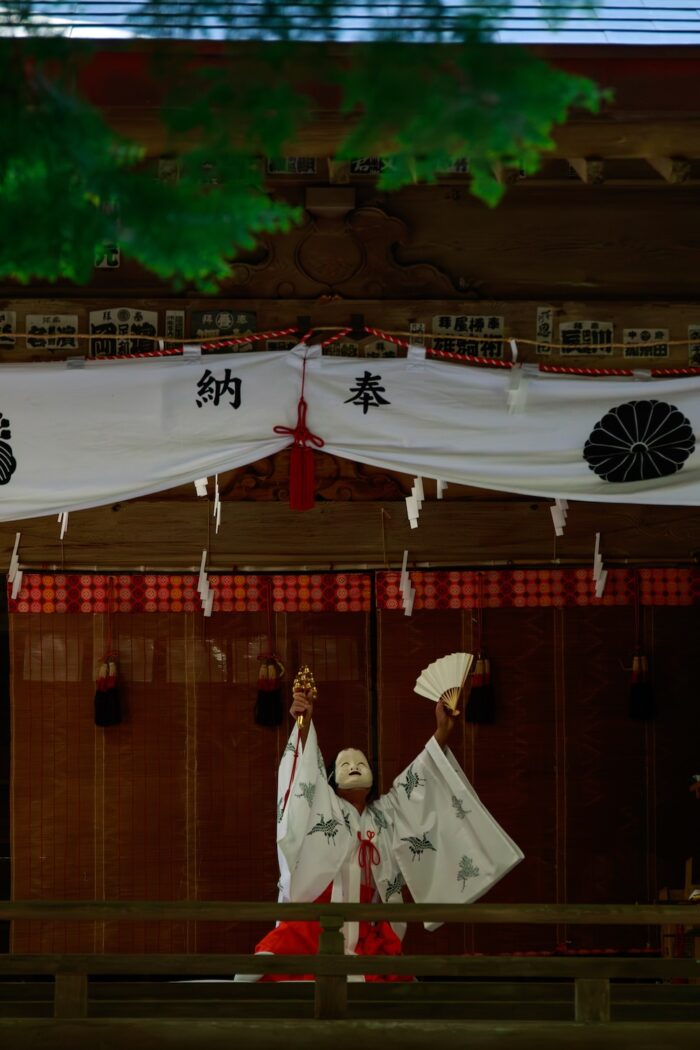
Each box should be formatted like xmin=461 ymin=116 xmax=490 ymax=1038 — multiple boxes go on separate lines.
xmin=254 ymin=577 xmax=285 ymax=727
xmin=466 ymin=572 xmax=496 ymax=724
xmin=94 ymin=577 xmax=121 ymax=727
xmin=629 ymin=571 xmax=655 ymax=721
xmin=40 ymin=320 xmax=700 ymax=379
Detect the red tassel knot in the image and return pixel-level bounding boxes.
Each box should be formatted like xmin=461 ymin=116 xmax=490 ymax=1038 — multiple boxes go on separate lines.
xmin=274 ymin=374 xmax=325 ymax=511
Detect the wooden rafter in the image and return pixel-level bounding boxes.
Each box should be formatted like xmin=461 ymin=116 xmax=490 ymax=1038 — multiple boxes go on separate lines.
xmin=646 ymin=156 xmax=692 ymax=183
xmin=2 ymin=499 xmax=700 ymax=571
xmin=567 ymin=157 xmax=605 ymax=185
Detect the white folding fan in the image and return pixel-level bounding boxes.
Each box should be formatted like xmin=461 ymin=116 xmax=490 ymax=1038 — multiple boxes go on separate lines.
xmin=414 ymin=652 xmax=474 ymax=710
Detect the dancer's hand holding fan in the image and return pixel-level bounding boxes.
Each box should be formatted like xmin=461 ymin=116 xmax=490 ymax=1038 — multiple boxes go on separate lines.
xmin=414 ymin=651 xmax=473 ymax=710
xmin=415 ymin=652 xmax=473 ymax=747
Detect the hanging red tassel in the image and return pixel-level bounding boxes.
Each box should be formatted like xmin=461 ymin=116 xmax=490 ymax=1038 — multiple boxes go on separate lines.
xmin=274 ymin=398 xmax=324 ymax=511
xmin=288 ymin=433 xmax=316 ymax=512
xmin=94 ymin=652 xmax=122 ymax=727
xmin=254 ymin=655 xmax=285 ymax=726
xmin=466 ymin=574 xmax=496 ymax=724
xmin=273 ymin=352 xmax=325 ymax=511
xmin=629 ymin=652 xmax=655 ymax=721
xmin=466 ymin=657 xmax=496 ymax=724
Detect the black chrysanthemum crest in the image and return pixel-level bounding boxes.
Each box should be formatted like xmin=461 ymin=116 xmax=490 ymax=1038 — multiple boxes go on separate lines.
xmin=583 ymin=400 xmax=695 ymax=483
xmin=0 ymin=411 xmax=16 ymax=486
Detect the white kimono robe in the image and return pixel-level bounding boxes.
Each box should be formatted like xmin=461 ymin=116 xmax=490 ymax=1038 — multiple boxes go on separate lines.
xmin=276 ymin=721 xmax=523 ymax=948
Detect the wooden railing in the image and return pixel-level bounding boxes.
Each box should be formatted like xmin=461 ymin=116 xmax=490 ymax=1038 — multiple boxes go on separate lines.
xmin=1 ymin=901 xmax=699 ymax=1029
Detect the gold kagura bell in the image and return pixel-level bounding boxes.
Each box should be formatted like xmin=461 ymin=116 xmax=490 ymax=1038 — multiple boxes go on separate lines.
xmin=293 ymin=664 xmax=317 ymax=727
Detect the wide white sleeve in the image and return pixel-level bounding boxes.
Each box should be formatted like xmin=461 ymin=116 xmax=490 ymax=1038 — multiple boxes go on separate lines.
xmin=276 ymin=721 xmax=352 ymax=902
xmin=376 ymin=736 xmax=523 ymax=918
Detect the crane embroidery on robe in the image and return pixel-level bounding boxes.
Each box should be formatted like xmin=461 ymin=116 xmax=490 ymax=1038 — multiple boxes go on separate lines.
xmin=384 ymin=872 xmax=405 ymax=900
xmin=368 ymin=804 xmax=390 ymax=835
xmin=317 ymin=748 xmax=327 ymax=775
xmin=284 ymin=741 xmax=297 ymax=755
xmin=401 ymin=832 xmax=436 ymax=860
xmin=451 ymin=796 xmax=471 ymax=820
xmin=398 ymin=765 xmax=425 ymax=800
xmin=276 ymin=797 xmax=284 ymax=823
xmin=296 ymin=782 xmax=316 ymax=808
xmin=341 ymin=808 xmax=352 ymax=833
xmin=308 ymin=813 xmax=342 ymax=844
xmin=457 ymin=855 xmax=481 ymax=888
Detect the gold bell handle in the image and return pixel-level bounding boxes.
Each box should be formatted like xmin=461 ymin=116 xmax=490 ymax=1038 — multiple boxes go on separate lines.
xmin=294 ymin=665 xmax=317 ymax=729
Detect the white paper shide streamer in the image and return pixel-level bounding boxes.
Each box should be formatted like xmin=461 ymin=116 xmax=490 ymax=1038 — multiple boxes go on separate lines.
xmin=8 ymin=532 xmax=22 ymax=599
xmin=198 ymin=548 xmax=214 ymax=617
xmin=8 ymin=532 xmax=20 ymax=582
xmin=399 ymin=549 xmax=415 ymax=616
xmin=593 ymin=531 xmax=607 ymax=598
xmin=10 ymin=569 xmax=23 ymax=600
xmin=505 ymin=358 xmax=535 ymax=415
xmin=406 ymin=475 xmax=425 ymax=529
xmin=213 ymin=475 xmax=221 ymax=533
xmin=550 ymin=498 xmax=568 ymax=537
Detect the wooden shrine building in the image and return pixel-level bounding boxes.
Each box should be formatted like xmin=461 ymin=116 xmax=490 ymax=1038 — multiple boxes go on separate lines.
xmin=0 ymin=5 xmax=699 ymax=1048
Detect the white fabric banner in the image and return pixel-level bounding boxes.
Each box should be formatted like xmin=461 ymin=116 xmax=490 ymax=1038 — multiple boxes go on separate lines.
xmin=0 ymin=351 xmax=293 ymax=521
xmin=296 ymin=346 xmax=700 ymax=506
xmin=1 ymin=343 xmax=700 ymax=521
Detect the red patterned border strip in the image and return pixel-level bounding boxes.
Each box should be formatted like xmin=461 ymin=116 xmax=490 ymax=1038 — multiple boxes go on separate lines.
xmin=376 ymin=568 xmax=699 ymax=610
xmin=268 ymin=573 xmax=370 ymax=613
xmin=8 ymin=573 xmax=371 ymax=614
xmin=8 ymin=569 xmax=698 ymax=614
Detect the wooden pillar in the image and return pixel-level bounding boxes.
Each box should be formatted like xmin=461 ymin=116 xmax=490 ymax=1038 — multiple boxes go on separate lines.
xmin=53 ymin=974 xmax=88 ymax=1018
xmin=314 ymin=914 xmax=347 ymax=1020
xmin=574 ymin=978 xmax=610 ymax=1023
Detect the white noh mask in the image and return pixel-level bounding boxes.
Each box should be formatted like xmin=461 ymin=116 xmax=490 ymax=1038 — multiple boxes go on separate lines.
xmin=334 ymin=748 xmax=373 ymax=790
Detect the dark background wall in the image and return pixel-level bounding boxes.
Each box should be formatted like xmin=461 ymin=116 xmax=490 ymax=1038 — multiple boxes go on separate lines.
xmin=7 ymin=592 xmax=699 ymax=955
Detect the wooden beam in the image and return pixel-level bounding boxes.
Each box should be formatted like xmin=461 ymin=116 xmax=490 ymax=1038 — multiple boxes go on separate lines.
xmin=555 ymin=120 xmax=700 ymax=162
xmin=102 ymin=108 xmax=700 ymax=162
xmin=491 ymin=163 xmax=518 ymax=186
xmin=4 ymin=297 xmax=700 ymax=369
xmin=567 ymin=158 xmax=605 ymax=184
xmin=2 ymin=1019 xmax=700 ymax=1050
xmin=53 ymin=976 xmax=87 ymax=1019
xmin=315 ymin=916 xmax=347 ymax=1020
xmin=326 ymin=159 xmax=351 ymax=184
xmin=1 ymin=501 xmax=700 ymax=571
xmin=2 ymin=900 xmax=699 ymax=925
xmin=17 ymin=979 xmax=695 ymax=1004
xmin=574 ymin=979 xmax=611 ymax=1023
xmin=646 ymin=157 xmax=692 ymax=183
xmin=305 ymin=186 xmax=355 ymax=218
xmin=1 ymin=953 xmax=700 ymax=980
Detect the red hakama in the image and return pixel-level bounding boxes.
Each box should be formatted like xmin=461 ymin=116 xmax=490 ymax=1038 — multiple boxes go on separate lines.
xmin=255 ymin=881 xmax=411 ymax=982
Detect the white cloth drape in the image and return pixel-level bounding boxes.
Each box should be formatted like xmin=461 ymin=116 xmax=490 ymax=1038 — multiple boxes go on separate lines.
xmin=0 ymin=351 xmax=292 ymax=521
xmin=2 ymin=343 xmax=700 ymax=521
xmin=296 ymin=346 xmax=700 ymax=505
